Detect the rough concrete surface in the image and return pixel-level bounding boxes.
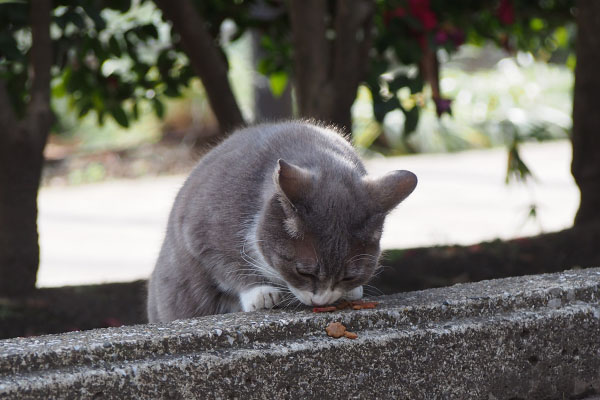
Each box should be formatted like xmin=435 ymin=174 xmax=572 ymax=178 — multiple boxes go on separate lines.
xmin=1 ymin=268 xmax=599 ymax=399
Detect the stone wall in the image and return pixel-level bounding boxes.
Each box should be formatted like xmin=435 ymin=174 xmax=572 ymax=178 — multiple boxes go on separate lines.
xmin=1 ymin=268 xmax=599 ymax=399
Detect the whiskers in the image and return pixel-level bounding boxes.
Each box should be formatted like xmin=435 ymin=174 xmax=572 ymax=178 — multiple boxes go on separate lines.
xmin=371 ymin=263 xmax=388 ymax=279
xmin=237 ymin=237 xmax=304 ymax=308
xmin=277 ymin=292 xmax=302 ymax=310
xmin=362 ymin=284 xmax=385 ymax=297
xmin=347 ymin=253 xmax=379 ymax=265
xmin=239 ymin=237 xmax=280 ymax=282
xmin=360 ymin=263 xmax=387 ymax=298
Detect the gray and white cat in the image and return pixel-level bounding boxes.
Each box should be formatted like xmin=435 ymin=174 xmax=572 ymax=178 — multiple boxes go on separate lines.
xmin=147 ymin=121 xmax=417 ymax=322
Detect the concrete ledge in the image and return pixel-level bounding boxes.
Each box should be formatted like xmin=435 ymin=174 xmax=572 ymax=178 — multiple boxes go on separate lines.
xmin=1 ymin=268 xmax=600 ymax=399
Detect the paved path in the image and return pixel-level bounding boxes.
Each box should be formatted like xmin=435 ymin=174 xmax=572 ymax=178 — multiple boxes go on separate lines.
xmin=37 ymin=140 xmax=578 ymax=287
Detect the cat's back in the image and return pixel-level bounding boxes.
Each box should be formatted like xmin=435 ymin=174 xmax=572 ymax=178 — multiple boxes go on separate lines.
xmin=187 ymin=121 xmax=363 ymax=189
xmin=172 ymin=121 xmax=365 ymax=237
xmin=202 ymin=120 xmax=360 ymax=169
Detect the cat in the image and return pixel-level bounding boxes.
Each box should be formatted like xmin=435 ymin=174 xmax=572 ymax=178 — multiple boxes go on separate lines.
xmin=147 ymin=120 xmax=417 ymax=322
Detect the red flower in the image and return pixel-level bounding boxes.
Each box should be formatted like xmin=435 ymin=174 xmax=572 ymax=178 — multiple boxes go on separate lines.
xmin=449 ymin=30 xmax=465 ymax=47
xmin=435 ymin=24 xmax=465 ymax=47
xmin=384 ymin=0 xmax=437 ymax=31
xmin=497 ymin=0 xmax=515 ymax=25
xmin=384 ymin=7 xmax=407 ymax=26
xmin=434 ymin=30 xmax=449 ymax=44
xmin=409 ymin=0 xmax=438 ymax=31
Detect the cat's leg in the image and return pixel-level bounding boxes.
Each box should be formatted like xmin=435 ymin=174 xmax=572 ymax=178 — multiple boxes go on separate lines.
xmin=343 ymin=285 xmax=363 ymax=301
xmin=239 ymin=285 xmax=282 ymax=311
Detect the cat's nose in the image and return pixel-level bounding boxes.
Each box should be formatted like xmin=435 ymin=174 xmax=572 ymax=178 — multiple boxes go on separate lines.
xmin=310 ymin=295 xmax=326 ymax=307
xmin=310 ymin=290 xmax=339 ymax=306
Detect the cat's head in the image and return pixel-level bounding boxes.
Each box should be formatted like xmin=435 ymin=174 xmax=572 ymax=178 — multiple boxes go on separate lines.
xmin=255 ymin=159 xmax=417 ymax=306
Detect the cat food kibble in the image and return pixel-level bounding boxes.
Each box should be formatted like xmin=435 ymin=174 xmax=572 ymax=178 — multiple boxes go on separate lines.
xmin=344 ymin=331 xmax=358 ymax=339
xmin=351 ymin=300 xmax=378 ymax=310
xmin=313 ymin=306 xmax=338 ymax=313
xmin=312 ymin=300 xmax=379 ymax=313
xmin=325 ymin=322 xmax=346 ymax=338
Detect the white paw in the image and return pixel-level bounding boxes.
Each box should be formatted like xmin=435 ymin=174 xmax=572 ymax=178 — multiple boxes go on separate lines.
xmin=343 ymin=286 xmax=363 ymax=301
xmin=239 ymin=285 xmax=282 ymax=312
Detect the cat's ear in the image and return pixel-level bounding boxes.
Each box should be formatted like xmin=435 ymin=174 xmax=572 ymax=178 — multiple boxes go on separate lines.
xmin=364 ymin=170 xmax=417 ymax=213
xmin=274 ymin=159 xmax=313 ymax=205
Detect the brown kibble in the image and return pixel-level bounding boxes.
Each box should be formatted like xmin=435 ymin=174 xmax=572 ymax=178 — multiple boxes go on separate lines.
xmin=325 ymin=322 xmax=346 ymax=338
xmin=344 ymin=331 xmax=358 ymax=339
xmin=351 ymin=301 xmax=379 ymax=310
xmin=335 ymin=301 xmax=352 ymax=310
xmin=359 ymin=302 xmax=378 ymax=309
xmin=315 ymin=300 xmax=379 ymax=313
xmin=313 ymin=306 xmax=338 ymax=313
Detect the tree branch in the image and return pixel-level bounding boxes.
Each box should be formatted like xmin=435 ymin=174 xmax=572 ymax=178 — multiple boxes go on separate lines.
xmin=26 ymin=0 xmax=53 ymax=149
xmin=289 ymin=0 xmax=333 ymax=120
xmin=155 ymin=0 xmax=245 ymax=133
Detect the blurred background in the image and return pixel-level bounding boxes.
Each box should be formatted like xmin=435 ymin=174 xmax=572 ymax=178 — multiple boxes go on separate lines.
xmin=1 ymin=0 xmax=599 ymax=336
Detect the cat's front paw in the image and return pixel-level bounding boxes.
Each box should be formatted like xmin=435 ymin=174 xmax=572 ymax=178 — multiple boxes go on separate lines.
xmin=239 ymin=285 xmax=282 ymax=312
xmin=343 ymin=286 xmax=363 ymax=301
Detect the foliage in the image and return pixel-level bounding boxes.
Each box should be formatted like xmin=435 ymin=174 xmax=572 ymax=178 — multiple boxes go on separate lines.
xmin=222 ymin=0 xmax=576 ymax=146
xmin=368 ymin=0 xmax=575 ymax=141
xmin=0 ymin=0 xmax=192 ymax=128
xmin=0 ymin=0 xmax=576 ymax=137
xmin=0 ymin=0 xmax=291 ymax=128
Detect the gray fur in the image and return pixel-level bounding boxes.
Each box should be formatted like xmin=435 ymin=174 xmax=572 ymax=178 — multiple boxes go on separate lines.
xmin=147 ymin=121 xmax=417 ymax=322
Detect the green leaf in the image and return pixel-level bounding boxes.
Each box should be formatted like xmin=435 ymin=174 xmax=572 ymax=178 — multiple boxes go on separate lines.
xmin=141 ymin=24 xmax=159 ymax=40
xmin=530 ymin=18 xmax=545 ymax=32
xmin=164 ymin=83 xmax=181 ymax=97
xmin=566 ymin=53 xmax=576 ymax=71
xmin=109 ymin=106 xmax=129 ymax=127
xmin=553 ymin=26 xmax=568 ymax=48
xmin=78 ymin=102 xmax=92 ymax=118
xmin=152 ymin=98 xmax=165 ymax=119
xmin=97 ymin=110 xmax=106 ymax=126
xmin=257 ymin=58 xmax=272 ymax=75
xmin=373 ymin=97 xmax=400 ymax=123
xmin=388 ymin=74 xmax=409 ymax=92
xmin=108 ymin=36 xmax=122 ymax=57
xmin=52 ymin=81 xmax=66 ymax=98
xmin=268 ymin=71 xmax=288 ymax=97
xmin=132 ymin=102 xmax=139 ymax=120
xmin=403 ymin=106 xmax=419 ymax=136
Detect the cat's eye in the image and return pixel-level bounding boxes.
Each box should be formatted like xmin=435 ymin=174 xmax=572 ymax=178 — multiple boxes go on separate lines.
xmin=295 ymin=267 xmax=316 ymax=279
xmin=341 ymin=276 xmax=356 ymax=283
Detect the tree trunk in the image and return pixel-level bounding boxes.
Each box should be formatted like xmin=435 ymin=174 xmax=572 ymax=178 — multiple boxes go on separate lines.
xmin=290 ymin=0 xmax=373 ymax=133
xmin=289 ymin=0 xmax=332 ymax=121
xmin=572 ymin=0 xmax=600 ymax=225
xmin=0 ymin=0 xmax=52 ymax=296
xmin=0 ymin=132 xmax=45 ymax=296
xmin=155 ymin=0 xmax=246 ymax=133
